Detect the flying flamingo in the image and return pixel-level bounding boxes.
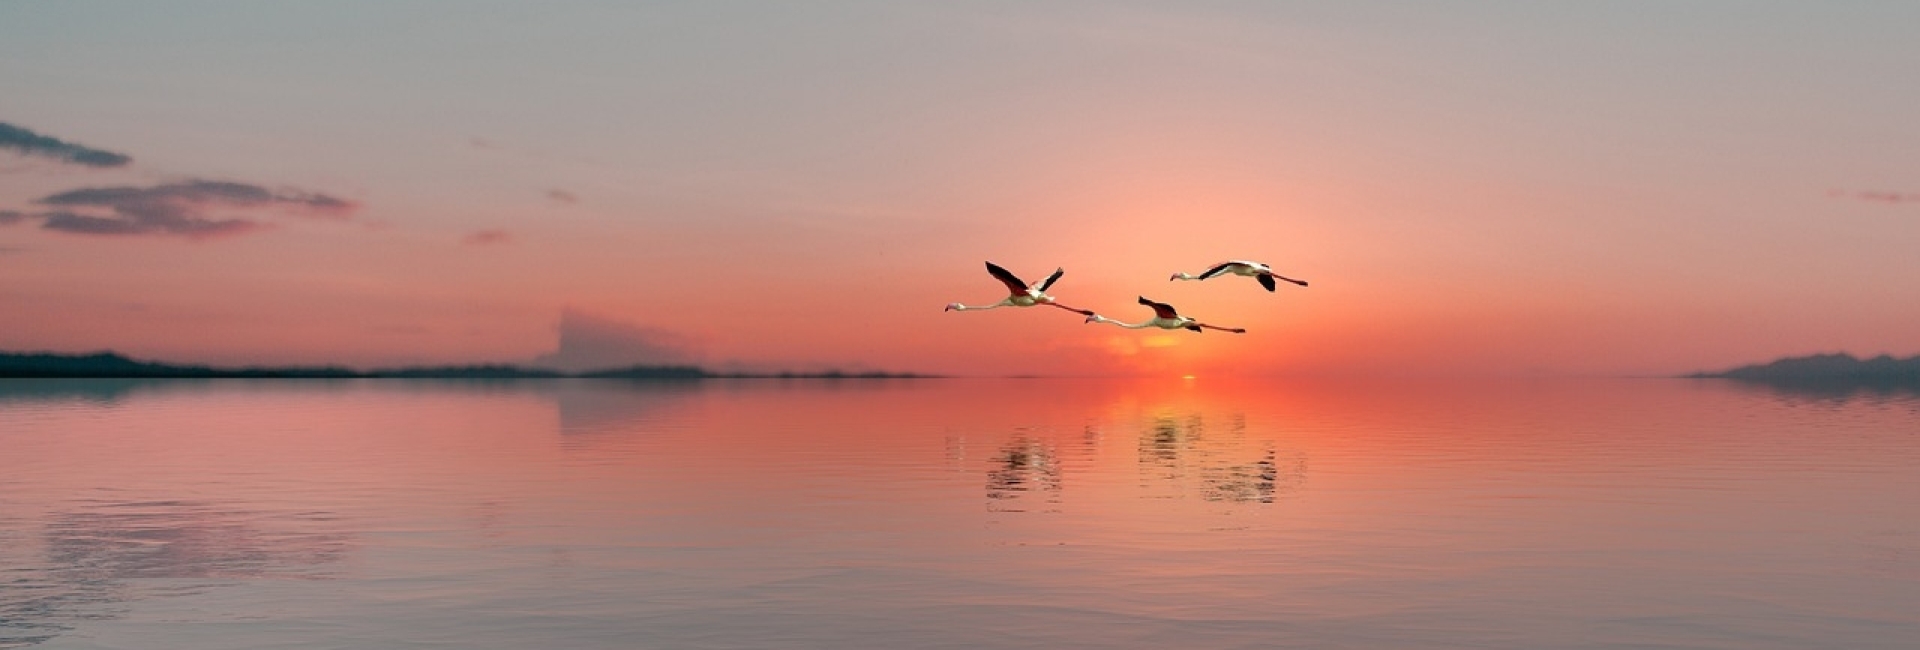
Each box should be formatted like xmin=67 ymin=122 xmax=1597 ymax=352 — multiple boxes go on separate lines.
xmin=1170 ymin=260 xmax=1308 ymax=292
xmin=944 ymin=262 xmax=1093 ymax=316
xmin=1085 ymin=296 xmax=1246 ymax=333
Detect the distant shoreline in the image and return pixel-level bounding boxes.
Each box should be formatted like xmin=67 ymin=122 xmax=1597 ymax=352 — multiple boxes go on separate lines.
xmin=0 ymin=351 xmax=936 ymax=380
xmin=12 ymin=350 xmax=1916 ymax=384
xmin=1688 ymin=352 xmax=1920 ymax=388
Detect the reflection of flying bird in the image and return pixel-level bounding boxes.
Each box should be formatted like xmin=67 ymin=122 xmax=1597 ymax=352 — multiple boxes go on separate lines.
xmin=1086 ymin=297 xmax=1245 ymax=333
xmin=945 ymin=262 xmax=1093 ymax=315
xmin=1170 ymin=260 xmax=1308 ymax=292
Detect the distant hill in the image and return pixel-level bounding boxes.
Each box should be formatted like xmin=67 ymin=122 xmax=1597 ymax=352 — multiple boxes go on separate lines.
xmin=577 ymin=365 xmax=710 ymax=379
xmin=367 ymin=365 xmax=564 ymax=379
xmin=579 ymin=364 xmax=931 ymax=380
xmin=1692 ymin=353 xmax=1920 ymax=386
xmin=0 ymin=351 xmax=930 ymax=380
xmin=0 ymin=351 xmax=356 ymax=378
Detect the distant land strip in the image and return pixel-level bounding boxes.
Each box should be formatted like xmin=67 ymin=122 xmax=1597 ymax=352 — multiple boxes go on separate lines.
xmin=0 ymin=351 xmax=934 ymax=380
xmin=1690 ymin=352 xmax=1920 ymax=386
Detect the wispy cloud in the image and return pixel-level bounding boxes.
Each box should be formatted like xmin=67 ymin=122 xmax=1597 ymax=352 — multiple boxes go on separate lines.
xmin=40 ymin=181 xmax=355 ymax=214
xmin=39 ymin=209 xmax=259 ymax=238
xmin=17 ymin=180 xmax=358 ymax=239
xmin=546 ymin=189 xmax=579 ymax=205
xmin=1828 ymin=188 xmax=1920 ymax=205
xmin=0 ymin=122 xmax=133 ymax=168
xmin=463 ymin=229 xmax=512 ymax=246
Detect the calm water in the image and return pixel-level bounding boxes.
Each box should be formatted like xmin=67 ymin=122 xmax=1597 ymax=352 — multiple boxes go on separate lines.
xmin=1 ymin=377 xmax=1916 ymax=649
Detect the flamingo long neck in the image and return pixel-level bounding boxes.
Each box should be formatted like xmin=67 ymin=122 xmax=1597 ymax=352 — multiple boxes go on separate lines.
xmin=1091 ymin=315 xmax=1155 ymax=329
xmin=951 ymin=298 xmax=1013 ymax=311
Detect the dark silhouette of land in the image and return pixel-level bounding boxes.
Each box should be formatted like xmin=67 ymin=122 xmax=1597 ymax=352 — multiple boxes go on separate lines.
xmin=1691 ymin=352 xmax=1920 ymax=392
xmin=0 ymin=351 xmax=933 ymax=380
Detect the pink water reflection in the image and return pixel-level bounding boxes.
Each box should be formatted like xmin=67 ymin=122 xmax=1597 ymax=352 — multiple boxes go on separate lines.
xmin=2 ymin=377 xmax=1916 ymax=649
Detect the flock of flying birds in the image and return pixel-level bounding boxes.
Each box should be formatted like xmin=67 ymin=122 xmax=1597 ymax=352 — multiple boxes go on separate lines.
xmin=944 ymin=260 xmax=1308 ymax=334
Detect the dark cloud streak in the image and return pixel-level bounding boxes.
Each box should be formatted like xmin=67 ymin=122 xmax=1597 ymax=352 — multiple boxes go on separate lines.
xmin=40 ymin=181 xmax=355 ymax=215
xmin=26 ymin=180 xmax=357 ymax=239
xmin=0 ymin=122 xmax=132 ymax=168
xmin=39 ymin=209 xmax=258 ymax=238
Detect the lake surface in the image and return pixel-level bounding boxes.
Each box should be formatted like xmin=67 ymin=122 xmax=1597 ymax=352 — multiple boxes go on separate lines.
xmin=1 ymin=377 xmax=1916 ymax=649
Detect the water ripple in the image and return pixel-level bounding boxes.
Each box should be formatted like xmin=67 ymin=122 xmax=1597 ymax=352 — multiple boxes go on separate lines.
xmin=0 ymin=499 xmax=350 ymax=647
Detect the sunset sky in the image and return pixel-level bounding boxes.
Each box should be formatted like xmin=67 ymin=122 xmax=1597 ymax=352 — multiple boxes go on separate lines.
xmin=4 ymin=1 xmax=1918 ymax=377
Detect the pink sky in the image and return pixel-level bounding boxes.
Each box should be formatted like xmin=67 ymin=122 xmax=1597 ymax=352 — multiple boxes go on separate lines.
xmin=3 ymin=2 xmax=1918 ymax=377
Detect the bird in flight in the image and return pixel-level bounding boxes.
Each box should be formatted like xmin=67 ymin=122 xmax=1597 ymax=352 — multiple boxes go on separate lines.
xmin=1085 ymin=296 xmax=1245 ymax=333
xmin=1170 ymin=260 xmax=1308 ymax=292
xmin=945 ymin=262 xmax=1094 ymax=315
